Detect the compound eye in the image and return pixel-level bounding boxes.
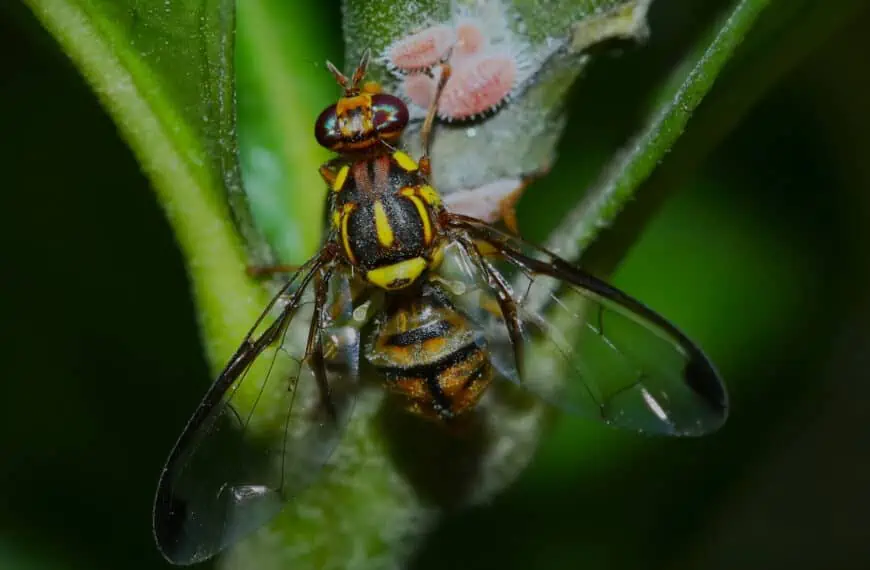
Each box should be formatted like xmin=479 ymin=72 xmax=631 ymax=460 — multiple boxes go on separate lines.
xmin=314 ymin=104 xmax=341 ymax=149
xmin=371 ymin=94 xmax=409 ymax=139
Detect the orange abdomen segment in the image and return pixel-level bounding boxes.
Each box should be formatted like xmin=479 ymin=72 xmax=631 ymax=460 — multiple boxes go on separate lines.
xmin=367 ymin=296 xmax=494 ymax=419
xmin=383 ymin=344 xmax=493 ymax=419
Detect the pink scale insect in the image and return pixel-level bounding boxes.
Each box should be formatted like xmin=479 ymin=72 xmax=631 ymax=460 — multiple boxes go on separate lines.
xmin=383 ymin=18 xmax=533 ymax=231
xmin=386 ymin=19 xmax=520 ymax=122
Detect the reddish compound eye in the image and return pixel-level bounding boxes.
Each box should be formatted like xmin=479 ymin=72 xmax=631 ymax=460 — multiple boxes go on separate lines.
xmin=371 ymin=94 xmax=409 ymax=139
xmin=314 ymin=104 xmax=341 ymax=149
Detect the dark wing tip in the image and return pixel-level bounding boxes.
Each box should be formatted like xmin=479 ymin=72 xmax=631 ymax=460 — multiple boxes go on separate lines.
xmin=684 ymin=348 xmax=729 ymax=422
xmin=153 ymin=488 xmax=191 ymax=564
xmin=153 ymin=478 xmax=214 ymax=565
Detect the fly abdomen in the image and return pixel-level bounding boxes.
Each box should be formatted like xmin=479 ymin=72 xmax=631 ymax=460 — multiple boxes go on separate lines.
xmin=367 ymin=295 xmax=493 ymax=419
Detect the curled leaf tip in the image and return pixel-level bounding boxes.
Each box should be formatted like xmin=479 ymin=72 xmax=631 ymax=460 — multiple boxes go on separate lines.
xmin=571 ymin=0 xmax=654 ymax=51
xmin=344 ymin=0 xmax=655 ymax=224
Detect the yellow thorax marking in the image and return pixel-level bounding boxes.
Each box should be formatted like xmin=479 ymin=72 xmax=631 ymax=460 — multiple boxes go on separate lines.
xmin=339 ymin=203 xmax=357 ymax=264
xmin=400 ymin=187 xmax=433 ymax=245
xmin=332 ymin=165 xmax=350 ymax=192
xmin=419 ymin=185 xmax=441 ymax=207
xmin=393 ymin=151 xmax=418 ymax=172
xmin=373 ymin=200 xmax=394 ymax=247
xmin=367 ymin=257 xmax=427 ymax=290
xmin=429 ymin=243 xmax=445 ymax=269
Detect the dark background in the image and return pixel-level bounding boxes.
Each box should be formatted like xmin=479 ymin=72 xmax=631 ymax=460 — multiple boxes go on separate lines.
xmin=2 ymin=1 xmax=870 ymax=569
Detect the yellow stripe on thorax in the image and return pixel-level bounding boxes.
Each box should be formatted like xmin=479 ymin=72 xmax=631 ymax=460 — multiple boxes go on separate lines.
xmin=373 ymin=200 xmax=395 ymax=247
xmin=393 ymin=151 xmax=418 ymax=172
xmin=339 ymin=203 xmax=357 ymax=264
xmin=400 ymin=187 xmax=433 ymax=245
xmin=418 ymin=184 xmax=441 ymax=207
xmin=332 ymin=165 xmax=350 ymax=192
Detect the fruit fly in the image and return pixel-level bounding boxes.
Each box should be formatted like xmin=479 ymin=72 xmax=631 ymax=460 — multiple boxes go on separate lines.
xmin=153 ymin=50 xmax=728 ymax=565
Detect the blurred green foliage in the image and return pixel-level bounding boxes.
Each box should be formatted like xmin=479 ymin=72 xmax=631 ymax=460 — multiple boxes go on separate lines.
xmin=2 ymin=0 xmax=870 ymax=569
xmin=236 ymin=0 xmax=339 ymax=263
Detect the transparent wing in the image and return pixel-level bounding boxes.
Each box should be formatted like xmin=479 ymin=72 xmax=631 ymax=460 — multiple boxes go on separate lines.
xmin=439 ymin=216 xmax=728 ymax=436
xmin=153 ymin=258 xmax=364 ymax=564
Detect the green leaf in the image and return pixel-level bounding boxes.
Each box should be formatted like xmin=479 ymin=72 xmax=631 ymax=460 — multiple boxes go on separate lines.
xmin=236 ymin=1 xmax=338 ymax=264
xmin=544 ymin=0 xmax=773 ymax=264
xmin=551 ymin=0 xmax=867 ymax=274
xmin=22 ymin=0 xmax=269 ymax=371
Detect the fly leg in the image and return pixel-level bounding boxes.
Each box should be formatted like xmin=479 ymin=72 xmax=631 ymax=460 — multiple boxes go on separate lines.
xmin=419 ymin=61 xmax=453 ymax=177
xmin=498 ymin=165 xmax=551 ymax=236
xmin=457 ymin=236 xmax=525 ymax=381
xmin=304 ymin=265 xmax=338 ymax=422
xmin=247 ymin=264 xmax=303 ymax=278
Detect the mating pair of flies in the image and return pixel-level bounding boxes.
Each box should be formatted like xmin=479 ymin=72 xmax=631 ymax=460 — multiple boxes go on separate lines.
xmin=153 ymin=50 xmax=728 ymax=564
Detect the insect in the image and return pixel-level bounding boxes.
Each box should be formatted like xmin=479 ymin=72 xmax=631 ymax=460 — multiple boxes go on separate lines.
xmin=152 ymin=50 xmax=728 ymax=565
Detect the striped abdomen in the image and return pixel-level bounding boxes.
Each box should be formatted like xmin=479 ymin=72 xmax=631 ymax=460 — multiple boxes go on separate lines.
xmin=367 ymin=293 xmax=493 ymax=419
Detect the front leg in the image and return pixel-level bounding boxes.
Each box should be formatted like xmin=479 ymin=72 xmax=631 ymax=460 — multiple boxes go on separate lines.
xmin=419 ymin=62 xmax=453 ymax=177
xmin=319 ymin=162 xmax=339 ymax=187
